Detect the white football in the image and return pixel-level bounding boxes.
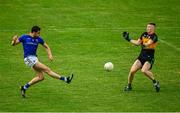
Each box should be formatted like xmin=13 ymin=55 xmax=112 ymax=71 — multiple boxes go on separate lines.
xmin=104 ymin=62 xmax=114 ymax=71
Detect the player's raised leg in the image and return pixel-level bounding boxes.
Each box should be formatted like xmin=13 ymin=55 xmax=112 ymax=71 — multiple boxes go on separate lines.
xmin=124 ymin=60 xmax=142 ymax=91
xmin=33 ymin=61 xmax=73 ymax=83
xmin=141 ymin=62 xmax=160 ymax=92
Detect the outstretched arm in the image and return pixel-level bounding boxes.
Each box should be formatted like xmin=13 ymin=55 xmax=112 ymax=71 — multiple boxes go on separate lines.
xmin=122 ymin=31 xmax=141 ymax=46
xmin=11 ymin=35 xmax=20 ymax=46
xmin=43 ymin=43 xmax=53 ymax=61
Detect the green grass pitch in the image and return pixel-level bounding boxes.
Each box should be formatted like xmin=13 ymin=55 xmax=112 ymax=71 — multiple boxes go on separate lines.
xmin=0 ymin=0 xmax=180 ymax=112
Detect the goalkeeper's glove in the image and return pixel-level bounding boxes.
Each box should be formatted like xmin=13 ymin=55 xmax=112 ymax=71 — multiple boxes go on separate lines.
xmin=122 ymin=31 xmax=131 ymax=42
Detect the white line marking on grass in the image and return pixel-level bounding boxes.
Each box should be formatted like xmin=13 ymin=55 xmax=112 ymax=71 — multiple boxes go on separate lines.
xmin=47 ymin=27 xmax=180 ymax=31
xmin=159 ymin=39 xmax=180 ymax=52
xmin=1 ymin=27 xmax=180 ymax=52
xmin=1 ymin=26 xmax=180 ymax=32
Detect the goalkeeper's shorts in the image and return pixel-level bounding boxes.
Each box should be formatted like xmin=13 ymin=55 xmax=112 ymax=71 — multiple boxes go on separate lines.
xmin=137 ymin=53 xmax=154 ymax=69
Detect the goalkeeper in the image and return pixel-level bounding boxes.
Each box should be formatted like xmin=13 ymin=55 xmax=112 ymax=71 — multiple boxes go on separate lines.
xmin=122 ymin=23 xmax=160 ymax=92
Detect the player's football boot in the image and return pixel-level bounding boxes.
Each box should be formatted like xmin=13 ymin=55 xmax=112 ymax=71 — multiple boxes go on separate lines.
xmin=153 ymin=81 xmax=160 ymax=92
xmin=20 ymin=86 xmax=26 ymax=98
xmin=124 ymin=85 xmax=132 ymax=92
xmin=66 ymin=74 xmax=74 ymax=84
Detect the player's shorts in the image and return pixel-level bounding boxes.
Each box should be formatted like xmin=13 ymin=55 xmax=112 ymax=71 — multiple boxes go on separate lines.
xmin=137 ymin=49 xmax=155 ymax=69
xmin=24 ymin=55 xmax=38 ymax=68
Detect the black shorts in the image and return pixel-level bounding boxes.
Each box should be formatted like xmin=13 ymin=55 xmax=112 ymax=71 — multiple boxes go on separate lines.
xmin=137 ymin=49 xmax=155 ymax=69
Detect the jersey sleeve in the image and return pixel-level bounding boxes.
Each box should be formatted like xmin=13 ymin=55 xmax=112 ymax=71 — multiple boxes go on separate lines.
xmin=18 ymin=35 xmax=26 ymax=42
xmin=150 ymin=34 xmax=158 ymax=42
xmin=139 ymin=32 xmax=146 ymax=40
xmin=38 ymin=37 xmax=45 ymax=45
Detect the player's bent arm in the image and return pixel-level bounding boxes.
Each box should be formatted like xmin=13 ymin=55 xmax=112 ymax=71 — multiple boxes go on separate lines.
xmin=122 ymin=32 xmax=141 ymax=46
xmin=130 ymin=38 xmax=142 ymax=46
xmin=11 ymin=35 xmax=20 ymax=46
xmin=43 ymin=43 xmax=53 ymax=61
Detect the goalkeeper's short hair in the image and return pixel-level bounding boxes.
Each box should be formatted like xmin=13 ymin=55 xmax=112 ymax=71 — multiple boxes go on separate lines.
xmin=148 ymin=22 xmax=156 ymax=27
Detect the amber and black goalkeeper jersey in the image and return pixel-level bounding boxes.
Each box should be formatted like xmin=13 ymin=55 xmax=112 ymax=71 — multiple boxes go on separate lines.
xmin=139 ymin=32 xmax=158 ymax=57
xmin=140 ymin=32 xmax=158 ymax=49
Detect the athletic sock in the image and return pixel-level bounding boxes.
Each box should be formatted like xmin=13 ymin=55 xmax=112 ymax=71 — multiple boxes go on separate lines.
xmin=60 ymin=76 xmax=67 ymax=82
xmin=23 ymin=83 xmax=30 ymax=90
xmin=152 ymin=79 xmax=157 ymax=84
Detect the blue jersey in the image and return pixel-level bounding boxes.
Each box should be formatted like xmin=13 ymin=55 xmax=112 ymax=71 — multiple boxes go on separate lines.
xmin=19 ymin=34 xmax=45 ymax=58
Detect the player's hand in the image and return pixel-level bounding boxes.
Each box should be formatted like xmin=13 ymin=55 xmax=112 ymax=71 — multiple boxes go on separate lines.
xmin=11 ymin=35 xmax=18 ymax=46
xmin=122 ymin=31 xmax=131 ymax=42
xmin=48 ymin=54 xmax=53 ymax=61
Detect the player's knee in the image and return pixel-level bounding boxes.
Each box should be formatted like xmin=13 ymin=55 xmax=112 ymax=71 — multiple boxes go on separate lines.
xmin=44 ymin=67 xmax=52 ymax=74
xmin=130 ymin=69 xmax=136 ymax=75
xmin=39 ymin=76 xmax=44 ymax=81
xmin=141 ymin=69 xmax=147 ymax=74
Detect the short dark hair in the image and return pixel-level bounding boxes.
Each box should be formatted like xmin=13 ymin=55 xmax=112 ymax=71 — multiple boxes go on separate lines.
xmin=31 ymin=26 xmax=41 ymax=33
xmin=148 ymin=22 xmax=156 ymax=27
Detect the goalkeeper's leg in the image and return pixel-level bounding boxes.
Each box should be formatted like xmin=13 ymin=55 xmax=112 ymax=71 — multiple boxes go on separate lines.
xmin=124 ymin=60 xmax=142 ymax=91
xmin=141 ymin=62 xmax=160 ymax=92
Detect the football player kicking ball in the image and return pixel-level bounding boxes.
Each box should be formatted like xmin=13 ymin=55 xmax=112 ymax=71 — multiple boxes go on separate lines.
xmin=122 ymin=23 xmax=160 ymax=92
xmin=11 ymin=26 xmax=74 ymax=98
